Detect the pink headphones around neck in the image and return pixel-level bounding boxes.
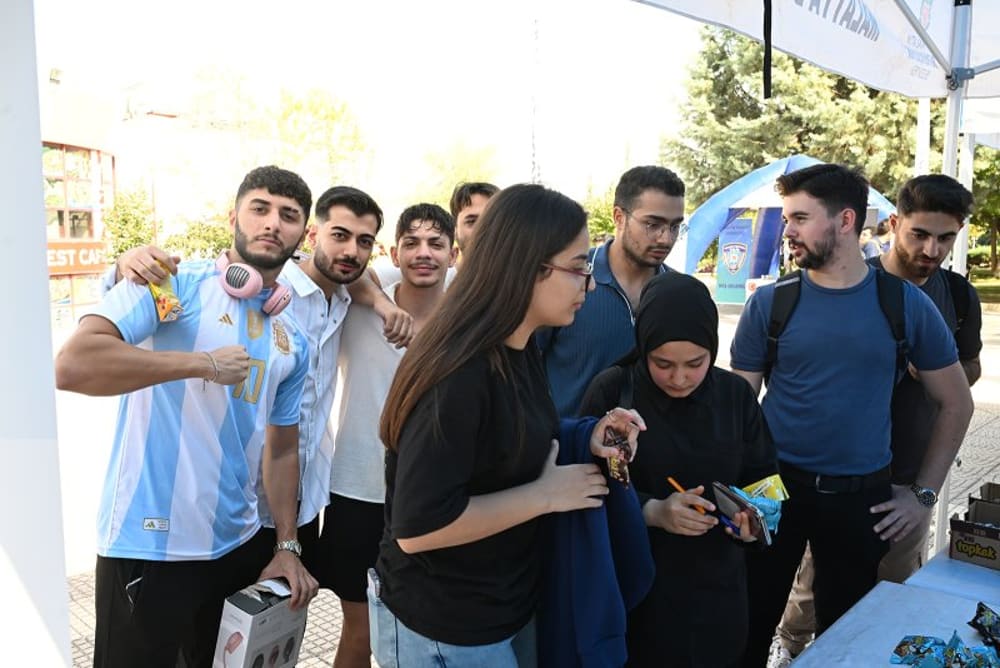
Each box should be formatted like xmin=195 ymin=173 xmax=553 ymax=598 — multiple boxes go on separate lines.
xmin=216 ymin=252 xmax=291 ymax=316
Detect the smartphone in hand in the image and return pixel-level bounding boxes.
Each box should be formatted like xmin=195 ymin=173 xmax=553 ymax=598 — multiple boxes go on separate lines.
xmin=712 ymin=482 xmax=772 ymax=545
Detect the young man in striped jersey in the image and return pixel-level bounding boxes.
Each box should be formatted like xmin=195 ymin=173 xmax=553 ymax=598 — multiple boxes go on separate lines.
xmin=56 ymin=166 xmax=319 ymax=667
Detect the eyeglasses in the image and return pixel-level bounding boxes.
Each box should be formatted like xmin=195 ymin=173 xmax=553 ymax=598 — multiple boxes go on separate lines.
xmin=541 ymin=261 xmax=594 ymax=291
xmin=621 ymin=208 xmax=682 ymax=240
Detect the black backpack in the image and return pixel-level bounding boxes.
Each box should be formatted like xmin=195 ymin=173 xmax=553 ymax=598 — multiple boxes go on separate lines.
xmin=763 ymin=269 xmax=908 ymax=384
xmin=941 ymin=268 xmax=972 ymax=330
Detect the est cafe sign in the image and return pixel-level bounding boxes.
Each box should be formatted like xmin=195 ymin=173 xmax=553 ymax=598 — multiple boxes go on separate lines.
xmin=47 ymin=241 xmax=108 ymax=276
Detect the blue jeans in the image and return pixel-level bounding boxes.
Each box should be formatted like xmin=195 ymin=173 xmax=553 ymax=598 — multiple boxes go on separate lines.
xmin=367 ymin=574 xmax=537 ymax=667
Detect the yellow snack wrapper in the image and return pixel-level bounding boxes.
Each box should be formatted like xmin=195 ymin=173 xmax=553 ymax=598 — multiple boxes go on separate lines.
xmin=742 ymin=474 xmax=790 ymax=501
xmin=149 ymin=277 xmax=182 ymax=322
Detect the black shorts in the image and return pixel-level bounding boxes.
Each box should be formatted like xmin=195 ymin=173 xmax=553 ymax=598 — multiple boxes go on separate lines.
xmin=313 ymin=494 xmax=385 ymax=602
xmin=93 ymin=529 xmax=273 ymax=668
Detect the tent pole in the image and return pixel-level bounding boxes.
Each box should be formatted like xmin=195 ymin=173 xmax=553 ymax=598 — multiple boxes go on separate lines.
xmin=953 ymin=131 xmax=976 ymax=276
xmin=935 ymin=0 xmax=974 ymax=556
xmin=915 ymin=98 xmax=931 ymax=176
xmin=942 ymin=88 xmax=965 ymax=180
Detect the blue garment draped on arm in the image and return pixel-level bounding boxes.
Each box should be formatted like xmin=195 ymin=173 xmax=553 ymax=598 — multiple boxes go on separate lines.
xmin=537 ymin=417 xmax=655 ymax=668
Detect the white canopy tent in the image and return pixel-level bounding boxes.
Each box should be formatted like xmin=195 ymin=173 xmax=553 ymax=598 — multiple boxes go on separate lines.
xmin=965 ymin=97 xmax=1000 ymax=149
xmin=636 ymin=0 xmax=1000 ymax=553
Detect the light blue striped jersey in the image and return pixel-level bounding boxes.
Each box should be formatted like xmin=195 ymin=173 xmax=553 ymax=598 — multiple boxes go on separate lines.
xmin=90 ymin=259 xmax=309 ymax=561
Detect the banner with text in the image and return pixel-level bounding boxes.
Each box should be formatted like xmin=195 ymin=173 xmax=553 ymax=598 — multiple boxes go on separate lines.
xmin=716 ymin=217 xmax=753 ymax=304
xmin=636 ymin=0 xmax=1000 ymax=99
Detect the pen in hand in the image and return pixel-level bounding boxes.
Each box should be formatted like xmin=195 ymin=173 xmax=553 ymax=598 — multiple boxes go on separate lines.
xmin=666 ymin=476 xmax=705 ymax=514
xmin=666 ymin=476 xmax=740 ymax=536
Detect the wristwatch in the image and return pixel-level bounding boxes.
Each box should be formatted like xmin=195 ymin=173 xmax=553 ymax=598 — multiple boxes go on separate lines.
xmin=910 ymin=484 xmax=939 ymax=507
xmin=274 ymin=539 xmax=303 ymax=557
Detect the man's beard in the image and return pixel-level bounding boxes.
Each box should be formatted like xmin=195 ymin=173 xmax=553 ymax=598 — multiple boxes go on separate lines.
xmin=622 ymin=225 xmax=672 ymax=269
xmin=895 ymin=244 xmax=940 ymax=279
xmin=313 ymin=243 xmax=364 ymax=285
xmin=792 ymin=226 xmax=837 ymax=270
xmin=233 ymin=219 xmax=298 ymax=270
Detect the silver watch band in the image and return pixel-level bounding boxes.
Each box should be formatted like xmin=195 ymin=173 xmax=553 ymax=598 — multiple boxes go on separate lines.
xmin=274 ymin=539 xmax=302 ymax=557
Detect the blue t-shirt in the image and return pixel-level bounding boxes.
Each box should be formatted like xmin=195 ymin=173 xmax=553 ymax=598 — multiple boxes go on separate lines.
xmin=730 ymin=267 xmax=957 ymax=475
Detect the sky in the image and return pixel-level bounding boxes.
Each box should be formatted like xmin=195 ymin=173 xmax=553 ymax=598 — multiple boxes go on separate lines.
xmin=32 ymin=0 xmax=704 ymax=218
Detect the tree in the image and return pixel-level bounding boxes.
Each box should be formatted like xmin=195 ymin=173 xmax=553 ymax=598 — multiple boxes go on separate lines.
xmin=410 ymin=142 xmax=499 ymax=209
xmin=582 ymin=184 xmax=615 ymax=242
xmin=103 ymin=189 xmax=156 ymax=261
xmin=972 ymin=145 xmax=1000 ymax=276
xmin=163 ymin=217 xmax=232 ymax=261
xmin=265 ymin=89 xmax=369 ymax=191
xmin=662 ymin=28 xmax=943 ymax=207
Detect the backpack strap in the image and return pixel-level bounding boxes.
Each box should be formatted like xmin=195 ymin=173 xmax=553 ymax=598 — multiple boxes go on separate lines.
xmin=874 ymin=269 xmax=908 ymax=377
xmin=764 ymin=270 xmax=802 ymax=383
xmin=942 ymin=268 xmax=970 ymax=330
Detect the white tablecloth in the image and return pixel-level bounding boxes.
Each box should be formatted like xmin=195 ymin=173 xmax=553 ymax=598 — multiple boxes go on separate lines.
xmin=792 ymin=581 xmax=986 ymax=666
xmin=905 ymin=551 xmax=1000 ymax=607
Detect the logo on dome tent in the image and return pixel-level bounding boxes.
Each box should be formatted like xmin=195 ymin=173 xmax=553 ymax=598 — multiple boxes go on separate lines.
xmin=722 ymin=242 xmax=748 ymax=275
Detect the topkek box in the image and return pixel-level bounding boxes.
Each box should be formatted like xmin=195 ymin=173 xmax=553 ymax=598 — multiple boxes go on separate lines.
xmin=949 ymin=494 xmax=1000 ymax=571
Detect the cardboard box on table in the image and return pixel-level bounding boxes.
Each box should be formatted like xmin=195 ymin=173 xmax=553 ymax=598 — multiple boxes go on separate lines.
xmin=949 ymin=483 xmax=1000 ymax=572
xmin=213 ymin=579 xmax=307 ymax=668
xmin=978 ymin=482 xmax=1000 ymax=503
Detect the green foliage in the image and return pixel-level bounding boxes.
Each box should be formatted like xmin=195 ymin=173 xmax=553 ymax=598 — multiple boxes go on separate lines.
xmin=410 ymin=143 xmax=498 ymax=209
xmin=582 ymin=184 xmax=616 ymax=242
xmin=970 ymin=275 xmax=1000 ymax=303
xmin=163 ymin=218 xmax=232 ymax=261
xmin=268 ymin=89 xmax=368 ymax=190
xmin=967 ymin=245 xmax=991 ymax=268
xmin=103 ymin=189 xmax=156 ymax=261
xmin=698 ymin=239 xmax=718 ymax=273
xmin=662 ymin=28 xmax=942 ymax=207
xmin=972 ymin=146 xmax=1000 ymax=276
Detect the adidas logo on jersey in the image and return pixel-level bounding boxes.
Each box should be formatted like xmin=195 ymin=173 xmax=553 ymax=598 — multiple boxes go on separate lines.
xmin=219 ymin=313 xmax=233 ymax=325
xmin=142 ymin=518 xmax=169 ymax=532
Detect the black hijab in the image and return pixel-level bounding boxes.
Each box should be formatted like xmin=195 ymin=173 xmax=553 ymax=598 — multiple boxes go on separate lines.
xmin=634 ymin=272 xmax=718 ymax=364
xmin=619 ymin=272 xmax=720 ymax=406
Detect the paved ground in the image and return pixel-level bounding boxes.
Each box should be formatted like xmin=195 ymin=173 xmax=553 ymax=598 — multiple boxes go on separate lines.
xmin=66 ymin=574 xmax=349 ymax=667
xmin=62 ymin=310 xmax=1000 ymax=667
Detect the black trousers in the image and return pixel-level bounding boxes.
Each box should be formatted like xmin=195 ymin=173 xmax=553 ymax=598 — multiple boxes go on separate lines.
xmin=740 ymin=477 xmax=891 ymax=667
xmin=93 ymin=529 xmax=273 ymax=668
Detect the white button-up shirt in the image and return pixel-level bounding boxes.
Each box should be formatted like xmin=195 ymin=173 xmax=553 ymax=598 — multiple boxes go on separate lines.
xmin=279 ymin=260 xmax=350 ymax=526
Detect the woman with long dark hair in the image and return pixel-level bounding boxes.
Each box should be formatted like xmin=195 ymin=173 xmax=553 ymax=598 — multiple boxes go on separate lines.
xmin=370 ymin=184 xmax=643 ymax=666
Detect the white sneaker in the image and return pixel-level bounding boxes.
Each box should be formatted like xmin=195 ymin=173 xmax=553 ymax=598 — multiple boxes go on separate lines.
xmin=767 ymin=639 xmax=795 ymax=668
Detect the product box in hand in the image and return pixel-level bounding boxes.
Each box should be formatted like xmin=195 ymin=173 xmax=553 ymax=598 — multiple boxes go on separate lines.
xmin=950 ymin=492 xmax=1000 ymax=571
xmin=213 ymin=579 xmax=307 ymax=668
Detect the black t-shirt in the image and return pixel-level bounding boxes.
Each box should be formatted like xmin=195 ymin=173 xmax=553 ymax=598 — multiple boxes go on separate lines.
xmin=868 ymin=257 xmax=983 ymax=483
xmin=376 ymin=342 xmax=558 ymax=646
xmin=580 ymin=365 xmax=776 ymax=667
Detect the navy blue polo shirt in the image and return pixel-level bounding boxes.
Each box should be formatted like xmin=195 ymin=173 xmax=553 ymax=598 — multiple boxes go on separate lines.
xmin=538 ymin=239 xmax=669 ymax=417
